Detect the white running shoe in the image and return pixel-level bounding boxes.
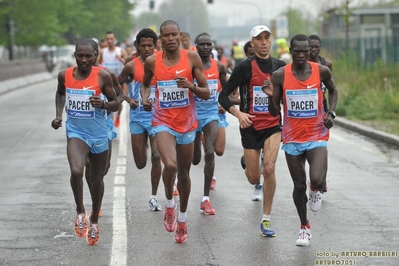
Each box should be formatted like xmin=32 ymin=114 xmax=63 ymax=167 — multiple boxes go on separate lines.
xmin=252 ymin=184 xmax=263 ymax=201
xmin=296 ymin=227 xmax=312 ymax=246
xmin=149 ymin=198 xmax=162 ymax=212
xmin=309 ymin=190 xmax=322 ymax=212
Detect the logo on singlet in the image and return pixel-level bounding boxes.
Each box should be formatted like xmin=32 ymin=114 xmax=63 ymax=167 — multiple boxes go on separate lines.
xmin=176 ymin=69 xmax=186 ymax=74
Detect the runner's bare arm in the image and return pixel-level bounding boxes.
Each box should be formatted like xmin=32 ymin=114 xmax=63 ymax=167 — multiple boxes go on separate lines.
xmin=269 ymin=68 xmax=284 ymax=117
xmin=97 ymin=69 xmax=119 ymax=112
xmin=52 ymin=71 xmax=66 ymax=129
xmin=141 ymin=55 xmax=155 ymax=111
xmin=189 ymin=51 xmax=210 ymax=100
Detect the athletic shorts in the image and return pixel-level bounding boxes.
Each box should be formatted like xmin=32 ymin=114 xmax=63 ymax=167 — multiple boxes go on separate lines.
xmin=240 ymin=125 xmax=282 ymax=149
xmin=130 ymin=120 xmax=152 ymax=135
xmin=196 ymin=114 xmax=219 ymax=132
xmin=67 ymin=133 xmax=109 ymax=154
xmin=152 ymin=125 xmax=195 ymax=145
xmin=218 ymin=113 xmax=229 ymax=128
xmin=282 ymin=141 xmax=327 ymax=156
xmin=107 ymin=116 xmax=117 ymax=140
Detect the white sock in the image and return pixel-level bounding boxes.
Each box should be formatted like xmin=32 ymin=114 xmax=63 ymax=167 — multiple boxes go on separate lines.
xmin=165 ymin=198 xmax=174 ymax=208
xmin=178 ymin=211 xmax=187 ymax=222
xmin=212 ymin=176 xmax=216 ymax=180
xmin=202 ymin=196 xmax=210 ymax=203
xmin=262 ymin=214 xmax=271 ymax=222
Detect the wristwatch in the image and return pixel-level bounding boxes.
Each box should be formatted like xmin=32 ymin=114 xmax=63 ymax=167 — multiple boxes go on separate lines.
xmin=328 ymin=110 xmax=336 ymax=119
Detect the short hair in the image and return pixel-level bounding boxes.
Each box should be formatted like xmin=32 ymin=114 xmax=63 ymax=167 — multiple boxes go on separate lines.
xmin=290 ymin=34 xmax=310 ymax=48
xmin=106 ymin=31 xmax=114 ymax=35
xmin=135 ymin=28 xmax=158 ymax=45
xmin=159 ymin=20 xmax=180 ymax=34
xmin=89 ymin=39 xmax=99 ymax=54
xmin=243 ymin=41 xmax=252 ymax=54
xmin=308 ymin=34 xmax=322 ymax=45
xmin=182 ymin=32 xmax=190 ymax=38
xmin=194 ymin=32 xmax=211 ymax=45
xmin=75 ymin=39 xmax=95 ymax=53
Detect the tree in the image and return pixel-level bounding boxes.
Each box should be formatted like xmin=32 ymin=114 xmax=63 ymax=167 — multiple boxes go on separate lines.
xmin=158 ymin=0 xmax=210 ymax=39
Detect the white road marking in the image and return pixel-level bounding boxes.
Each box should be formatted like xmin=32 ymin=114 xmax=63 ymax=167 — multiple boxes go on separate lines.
xmin=110 ymin=102 xmax=129 ymax=266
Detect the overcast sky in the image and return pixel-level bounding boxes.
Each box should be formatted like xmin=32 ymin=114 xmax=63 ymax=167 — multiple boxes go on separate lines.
xmin=131 ymin=0 xmax=383 ymax=26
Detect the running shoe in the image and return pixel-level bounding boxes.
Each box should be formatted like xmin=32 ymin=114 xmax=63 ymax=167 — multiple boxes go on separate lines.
xmin=322 ymin=183 xmax=328 ymax=193
xmin=252 ymin=184 xmax=263 ymax=201
xmin=199 ymin=199 xmax=216 ymax=215
xmin=210 ymin=178 xmax=216 ymax=190
xmin=89 ymin=209 xmax=103 ymax=217
xmin=86 ymin=215 xmax=100 ymax=246
xmin=296 ymin=226 xmax=312 ymax=246
xmin=149 ymin=198 xmax=162 ymax=212
xmin=163 ymin=204 xmax=177 ymax=232
xmin=174 ymin=222 xmax=188 ymax=243
xmin=114 ymin=116 xmax=120 ymax=128
xmin=309 ymin=189 xmax=322 ymax=212
xmin=240 ymin=154 xmax=246 ymax=169
xmin=173 ymin=184 xmax=179 ymax=196
xmin=260 ymin=220 xmax=276 ymax=237
xmin=74 ymin=212 xmax=87 ymax=238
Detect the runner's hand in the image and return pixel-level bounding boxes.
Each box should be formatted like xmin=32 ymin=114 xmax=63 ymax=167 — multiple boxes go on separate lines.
xmin=237 ymin=112 xmax=255 ymax=129
xmin=51 ymin=117 xmax=62 ymax=129
xmin=142 ymin=99 xmax=152 ymax=111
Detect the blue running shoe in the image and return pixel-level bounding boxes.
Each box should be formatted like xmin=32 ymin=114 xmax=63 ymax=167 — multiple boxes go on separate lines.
xmin=240 ymin=154 xmax=246 ymax=169
xmin=260 ymin=220 xmax=276 ymax=237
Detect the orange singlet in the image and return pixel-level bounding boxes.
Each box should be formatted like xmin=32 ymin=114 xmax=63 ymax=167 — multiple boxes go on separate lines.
xmin=282 ymin=62 xmax=329 ymax=143
xmin=152 ymin=49 xmax=197 ymax=133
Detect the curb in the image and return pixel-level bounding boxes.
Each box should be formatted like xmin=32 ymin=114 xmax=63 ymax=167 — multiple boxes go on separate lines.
xmin=334 ymin=116 xmax=399 ymax=147
xmin=0 ymin=61 xmax=66 ymax=96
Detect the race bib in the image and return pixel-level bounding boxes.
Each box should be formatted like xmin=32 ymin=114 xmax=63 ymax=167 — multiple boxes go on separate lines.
xmin=157 ymin=80 xmax=189 ymax=109
xmin=252 ymin=86 xmax=269 ymax=113
xmin=194 ymin=79 xmax=217 ymax=103
xmin=66 ymin=88 xmax=95 ymax=119
xmin=286 ymin=89 xmax=318 ymax=118
xmin=139 ymin=86 xmax=156 ymax=111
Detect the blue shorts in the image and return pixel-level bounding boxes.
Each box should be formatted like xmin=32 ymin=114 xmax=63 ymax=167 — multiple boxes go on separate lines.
xmin=196 ymin=114 xmax=219 ymax=132
xmin=107 ymin=116 xmax=117 ymax=140
xmin=218 ymin=113 xmax=229 ymax=128
xmin=282 ymin=141 xmax=327 ymax=156
xmin=68 ymin=133 xmax=109 ymax=154
xmin=152 ymin=125 xmax=196 ymax=145
xmin=130 ymin=120 xmax=152 ymax=135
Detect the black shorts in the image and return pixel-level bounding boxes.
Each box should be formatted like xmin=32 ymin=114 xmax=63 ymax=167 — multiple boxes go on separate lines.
xmin=240 ymin=125 xmax=282 ymax=149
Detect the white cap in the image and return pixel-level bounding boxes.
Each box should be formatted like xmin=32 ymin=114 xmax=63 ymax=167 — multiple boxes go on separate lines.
xmin=250 ymin=25 xmax=271 ymax=38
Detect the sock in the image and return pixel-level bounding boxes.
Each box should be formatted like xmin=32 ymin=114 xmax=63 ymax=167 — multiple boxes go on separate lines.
xmin=178 ymin=211 xmax=187 ymax=223
xmin=212 ymin=176 xmax=216 ymax=180
xmin=262 ymin=214 xmax=271 ymax=222
xmin=202 ymin=196 xmax=209 ymax=203
xmin=149 ymin=195 xmax=156 ymax=200
xmin=301 ymin=222 xmax=311 ymax=229
xmin=165 ymin=198 xmax=174 ymax=208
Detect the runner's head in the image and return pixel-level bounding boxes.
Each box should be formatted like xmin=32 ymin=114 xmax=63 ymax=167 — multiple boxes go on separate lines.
xmin=244 ymin=41 xmax=255 ymax=58
xmin=105 ymin=31 xmax=116 ymax=48
xmin=250 ymin=25 xmax=272 ymax=59
xmin=181 ymin=32 xmax=191 ymax=50
xmin=308 ymin=34 xmax=322 ymax=61
xmin=159 ymin=20 xmax=181 ymax=52
xmin=135 ymin=28 xmax=158 ymax=60
xmin=290 ymin=34 xmax=310 ymax=66
xmin=195 ymin=33 xmax=212 ymax=59
xmin=74 ymin=39 xmax=96 ymax=71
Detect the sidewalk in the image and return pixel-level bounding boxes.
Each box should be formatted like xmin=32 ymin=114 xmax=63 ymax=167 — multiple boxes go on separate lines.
xmin=0 ymin=61 xmax=65 ymax=96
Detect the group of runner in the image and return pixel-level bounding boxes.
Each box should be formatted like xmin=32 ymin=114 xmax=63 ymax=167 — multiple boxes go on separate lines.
xmin=52 ymin=19 xmax=338 ymax=247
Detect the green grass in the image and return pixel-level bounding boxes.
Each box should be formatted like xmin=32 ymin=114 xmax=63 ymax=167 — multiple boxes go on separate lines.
xmin=331 ymin=53 xmax=399 ymax=135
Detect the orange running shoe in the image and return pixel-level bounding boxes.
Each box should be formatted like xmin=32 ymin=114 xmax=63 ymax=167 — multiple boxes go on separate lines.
xmin=210 ymin=179 xmax=216 ymax=190
xmin=163 ymin=204 xmax=177 ymax=232
xmin=199 ymin=200 xmax=216 ymax=215
xmin=174 ymin=222 xmax=188 ymax=243
xmin=86 ymin=215 xmax=100 ymax=246
xmin=173 ymin=184 xmax=179 ymax=196
xmin=114 ymin=116 xmax=120 ymax=128
xmin=74 ymin=212 xmax=87 ymax=238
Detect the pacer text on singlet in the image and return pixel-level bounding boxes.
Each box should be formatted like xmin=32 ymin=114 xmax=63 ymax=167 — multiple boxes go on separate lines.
xmin=286 ymin=89 xmax=318 ymax=118
xmin=66 ymin=88 xmax=95 ymax=119
xmin=157 ymin=80 xmax=189 ymax=109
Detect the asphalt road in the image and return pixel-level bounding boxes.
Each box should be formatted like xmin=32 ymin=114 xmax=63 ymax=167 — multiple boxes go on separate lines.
xmin=0 ymin=79 xmax=398 ymax=266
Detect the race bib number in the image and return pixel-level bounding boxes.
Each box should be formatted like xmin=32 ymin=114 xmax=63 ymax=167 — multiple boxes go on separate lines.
xmin=157 ymin=80 xmax=189 ymax=109
xmin=252 ymin=86 xmax=269 ymax=113
xmin=139 ymin=86 xmax=156 ymax=111
xmin=194 ymin=79 xmax=217 ymax=103
xmin=286 ymin=89 xmax=318 ymax=118
xmin=66 ymin=88 xmax=95 ymax=119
